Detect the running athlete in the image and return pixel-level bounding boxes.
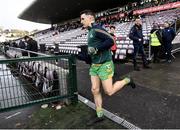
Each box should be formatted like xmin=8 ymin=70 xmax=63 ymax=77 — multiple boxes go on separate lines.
xmin=80 ymin=10 xmax=136 ymax=125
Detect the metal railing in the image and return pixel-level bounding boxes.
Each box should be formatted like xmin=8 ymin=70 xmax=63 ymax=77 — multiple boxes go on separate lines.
xmin=0 ymin=47 xmax=78 ymax=112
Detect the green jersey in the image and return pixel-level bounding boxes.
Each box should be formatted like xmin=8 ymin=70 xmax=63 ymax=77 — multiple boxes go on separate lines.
xmin=87 ymin=23 xmax=114 ymax=64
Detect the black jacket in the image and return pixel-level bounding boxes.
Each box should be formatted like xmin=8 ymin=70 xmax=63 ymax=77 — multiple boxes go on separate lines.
xmin=129 ymin=24 xmax=144 ymax=44
xmin=19 ymin=40 xmax=26 ymax=49
xmin=162 ymin=27 xmax=176 ymax=43
xmin=27 ymin=38 xmax=38 ymax=57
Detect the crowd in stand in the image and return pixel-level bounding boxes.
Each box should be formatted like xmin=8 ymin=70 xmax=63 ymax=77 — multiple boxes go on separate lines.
xmin=127 ymin=0 xmax=178 ymax=10
xmin=29 ymin=0 xmax=178 ymax=36
xmin=34 ymin=0 xmax=179 ymax=38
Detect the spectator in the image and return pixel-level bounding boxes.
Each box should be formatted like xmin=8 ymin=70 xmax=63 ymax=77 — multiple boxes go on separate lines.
xmin=129 ymin=18 xmax=150 ymax=71
xmin=12 ymin=41 xmax=18 ymax=47
xmin=19 ymin=40 xmax=28 ymax=56
xmin=54 ymin=42 xmax=60 ymax=63
xmin=109 ymin=25 xmax=117 ymax=62
xmin=54 ymin=42 xmax=60 ymax=56
xmin=162 ymin=22 xmax=176 ymax=63
xmin=24 ymin=35 xmax=38 ymax=57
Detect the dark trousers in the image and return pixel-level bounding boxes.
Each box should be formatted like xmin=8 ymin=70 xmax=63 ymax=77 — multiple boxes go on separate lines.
xmin=151 ymin=46 xmax=160 ymax=62
xmin=112 ymin=50 xmax=116 ymax=63
xmin=133 ymin=43 xmax=147 ymax=67
xmin=164 ymin=42 xmax=172 ymax=61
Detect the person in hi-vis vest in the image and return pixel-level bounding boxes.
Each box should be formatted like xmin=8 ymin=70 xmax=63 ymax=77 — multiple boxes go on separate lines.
xmin=150 ymin=26 xmax=161 ymax=63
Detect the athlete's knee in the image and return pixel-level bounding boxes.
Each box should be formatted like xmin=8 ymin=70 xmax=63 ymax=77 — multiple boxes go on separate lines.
xmin=91 ymin=87 xmax=100 ymax=95
xmin=104 ymin=89 xmax=113 ymax=96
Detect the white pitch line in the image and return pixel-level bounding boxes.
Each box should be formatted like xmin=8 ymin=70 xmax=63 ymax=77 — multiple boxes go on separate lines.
xmin=5 ymin=112 xmax=21 ymax=119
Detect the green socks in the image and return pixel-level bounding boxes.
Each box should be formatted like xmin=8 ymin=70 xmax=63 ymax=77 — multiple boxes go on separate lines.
xmin=124 ymin=77 xmax=130 ymax=84
xmin=96 ymin=107 xmax=103 ymax=118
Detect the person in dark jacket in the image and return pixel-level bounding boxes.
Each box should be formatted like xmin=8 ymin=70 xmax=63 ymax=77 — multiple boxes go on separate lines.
xmin=80 ymin=10 xmax=136 ymax=126
xmin=19 ymin=40 xmax=28 ymax=56
xmin=162 ymin=22 xmax=176 ymax=63
xmin=109 ymin=25 xmax=117 ymax=63
xmin=54 ymin=42 xmax=60 ymax=55
xmin=24 ymin=36 xmax=38 ymax=57
xmin=129 ymin=18 xmax=150 ymax=71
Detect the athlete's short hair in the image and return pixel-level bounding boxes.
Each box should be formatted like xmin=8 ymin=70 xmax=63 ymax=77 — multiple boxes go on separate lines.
xmin=80 ymin=10 xmax=95 ymax=18
xmin=110 ymin=25 xmax=116 ymax=29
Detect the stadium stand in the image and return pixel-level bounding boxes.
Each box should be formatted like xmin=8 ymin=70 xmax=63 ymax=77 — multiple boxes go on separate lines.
xmin=24 ymin=8 xmax=180 ymax=61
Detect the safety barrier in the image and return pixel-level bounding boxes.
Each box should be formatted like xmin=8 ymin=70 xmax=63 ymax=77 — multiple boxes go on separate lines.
xmin=0 ymin=48 xmax=77 ymax=112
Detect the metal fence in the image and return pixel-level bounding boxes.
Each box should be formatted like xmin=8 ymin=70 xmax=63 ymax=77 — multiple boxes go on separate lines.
xmin=0 ymin=54 xmax=77 ymax=112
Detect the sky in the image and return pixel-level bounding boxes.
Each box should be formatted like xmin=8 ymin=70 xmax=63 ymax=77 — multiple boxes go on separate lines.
xmin=0 ymin=0 xmax=50 ymax=31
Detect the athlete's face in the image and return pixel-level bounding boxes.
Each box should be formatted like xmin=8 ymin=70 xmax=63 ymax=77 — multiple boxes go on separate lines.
xmin=80 ymin=14 xmax=93 ymax=28
xmin=110 ymin=28 xmax=115 ymax=34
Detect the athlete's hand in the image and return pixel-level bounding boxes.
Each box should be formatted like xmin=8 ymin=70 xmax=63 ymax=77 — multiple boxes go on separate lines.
xmin=88 ymin=47 xmax=98 ymax=55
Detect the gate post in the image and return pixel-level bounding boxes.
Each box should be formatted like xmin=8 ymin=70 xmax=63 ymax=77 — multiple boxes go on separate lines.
xmin=68 ymin=55 xmax=78 ymax=104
